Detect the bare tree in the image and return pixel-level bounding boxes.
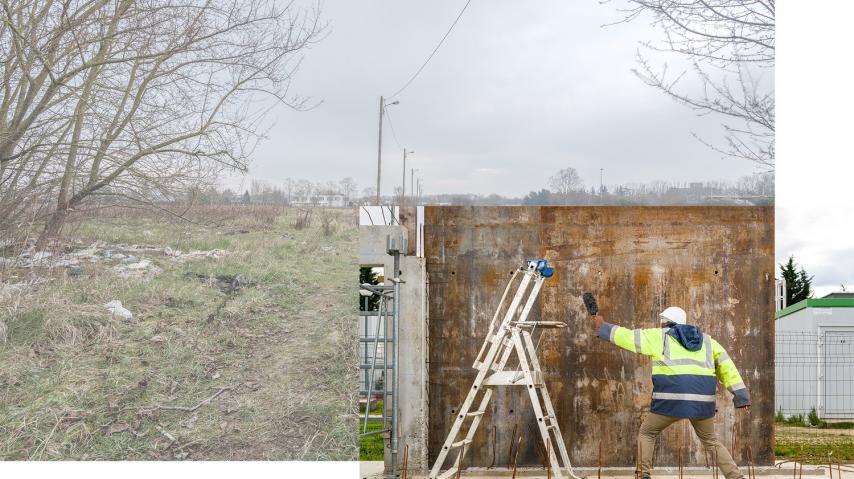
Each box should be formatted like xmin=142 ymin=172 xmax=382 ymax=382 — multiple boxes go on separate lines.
xmin=284 ymin=177 xmax=296 ymax=204
xmin=295 ymin=179 xmax=313 ymax=199
xmin=548 ymin=167 xmax=584 ymax=204
xmin=339 ymin=177 xmax=357 ymax=203
xmin=608 ymin=0 xmax=774 ymax=169
xmin=360 ymin=186 xmax=376 ymax=204
xmin=0 ymin=1 xmax=323 ymax=243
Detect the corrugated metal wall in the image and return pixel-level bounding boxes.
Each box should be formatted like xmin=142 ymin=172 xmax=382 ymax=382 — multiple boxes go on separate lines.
xmin=424 ymin=206 xmax=774 ymax=467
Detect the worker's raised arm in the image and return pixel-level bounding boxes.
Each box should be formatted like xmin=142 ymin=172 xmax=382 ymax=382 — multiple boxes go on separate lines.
xmin=711 ymin=338 xmax=751 ymax=408
xmin=594 ymin=315 xmax=664 ymax=358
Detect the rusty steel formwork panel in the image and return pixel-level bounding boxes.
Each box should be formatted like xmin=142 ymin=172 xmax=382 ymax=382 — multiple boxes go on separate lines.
xmin=424 ymin=206 xmax=774 ymax=469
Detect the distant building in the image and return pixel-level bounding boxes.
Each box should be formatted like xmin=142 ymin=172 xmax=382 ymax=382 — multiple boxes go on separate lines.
xmin=291 ymin=194 xmax=346 ymax=207
xmin=823 ymin=292 xmax=854 ymax=299
xmin=775 ymin=297 xmax=854 ymax=420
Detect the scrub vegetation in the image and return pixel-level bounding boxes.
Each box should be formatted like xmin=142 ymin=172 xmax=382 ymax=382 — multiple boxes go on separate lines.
xmin=0 ymin=206 xmax=357 ymax=460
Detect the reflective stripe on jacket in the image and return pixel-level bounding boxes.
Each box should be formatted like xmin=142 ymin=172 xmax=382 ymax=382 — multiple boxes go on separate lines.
xmin=598 ymin=322 xmax=750 ymax=418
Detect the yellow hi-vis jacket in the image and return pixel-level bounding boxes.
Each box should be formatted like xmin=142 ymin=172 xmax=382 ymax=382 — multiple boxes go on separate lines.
xmin=598 ymin=322 xmax=750 ymax=418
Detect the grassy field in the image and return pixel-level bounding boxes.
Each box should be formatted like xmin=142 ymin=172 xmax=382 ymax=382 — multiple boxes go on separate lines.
xmin=0 ymin=206 xmax=357 ymax=460
xmin=359 ymin=400 xmax=384 ymax=461
xmin=776 ymin=424 xmax=854 ymax=464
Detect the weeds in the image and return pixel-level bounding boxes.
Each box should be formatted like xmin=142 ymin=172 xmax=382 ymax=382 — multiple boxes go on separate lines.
xmin=293 ymin=208 xmax=313 ymax=230
xmin=320 ymin=209 xmax=336 ymax=237
xmin=0 ymin=206 xmax=357 ymax=460
xmin=775 ymin=407 xmax=854 ymax=430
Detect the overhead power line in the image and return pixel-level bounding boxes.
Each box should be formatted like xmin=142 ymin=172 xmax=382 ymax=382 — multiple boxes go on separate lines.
xmin=384 ymin=108 xmax=403 ymax=150
xmin=387 ymin=0 xmax=473 ymax=100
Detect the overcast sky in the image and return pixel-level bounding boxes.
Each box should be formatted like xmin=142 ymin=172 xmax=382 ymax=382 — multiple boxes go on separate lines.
xmin=232 ymin=2 xmax=851 ymax=296
xmin=234 ymin=0 xmax=764 ymax=198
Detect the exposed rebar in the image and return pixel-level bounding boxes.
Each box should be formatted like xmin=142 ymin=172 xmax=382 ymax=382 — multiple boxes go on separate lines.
xmin=402 ymin=444 xmax=409 ymax=479
xmin=507 ymin=423 xmax=518 ymax=466
xmin=512 ymin=435 xmax=523 ymax=479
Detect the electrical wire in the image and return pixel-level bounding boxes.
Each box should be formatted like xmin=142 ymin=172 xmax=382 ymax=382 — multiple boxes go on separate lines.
xmin=384 ymin=108 xmax=403 ymax=150
xmin=386 ymin=0 xmax=473 ymax=100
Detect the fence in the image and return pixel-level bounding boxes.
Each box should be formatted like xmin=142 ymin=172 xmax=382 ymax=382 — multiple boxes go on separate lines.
xmin=776 ymin=331 xmax=854 ymax=420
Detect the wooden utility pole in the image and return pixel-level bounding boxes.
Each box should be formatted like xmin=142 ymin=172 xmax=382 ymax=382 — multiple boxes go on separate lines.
xmin=402 ymin=148 xmax=408 ymax=208
xmin=376 ymin=96 xmax=384 ymax=205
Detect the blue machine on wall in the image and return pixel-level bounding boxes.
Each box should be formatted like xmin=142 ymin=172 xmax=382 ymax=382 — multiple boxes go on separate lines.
xmin=527 ymin=259 xmax=554 ymax=278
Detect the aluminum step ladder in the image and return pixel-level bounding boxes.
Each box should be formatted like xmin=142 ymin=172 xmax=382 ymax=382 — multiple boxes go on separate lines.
xmin=429 ymin=259 xmax=582 ymax=479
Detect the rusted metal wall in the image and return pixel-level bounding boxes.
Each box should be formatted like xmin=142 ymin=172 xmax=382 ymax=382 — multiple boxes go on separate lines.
xmin=424 ymin=206 xmax=774 ymax=468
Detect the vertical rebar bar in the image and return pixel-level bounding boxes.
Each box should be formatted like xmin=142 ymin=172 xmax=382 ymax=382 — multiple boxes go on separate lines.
xmin=836 ymin=448 xmax=842 ymax=479
xmin=546 ymin=438 xmax=551 ymax=479
xmin=746 ymin=445 xmax=754 ymax=479
xmin=598 ymin=439 xmax=602 ymax=479
xmin=512 ymin=435 xmax=523 ymax=479
xmin=507 ymin=423 xmax=518 ymax=466
xmin=488 ymin=425 xmax=496 ymax=469
xmin=402 ymin=444 xmax=409 ymax=479
xmin=714 ymin=448 xmax=719 ymax=479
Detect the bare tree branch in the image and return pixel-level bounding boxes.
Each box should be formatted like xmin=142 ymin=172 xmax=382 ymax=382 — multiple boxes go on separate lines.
xmin=0 ymin=0 xmax=324 ymax=241
xmin=605 ymin=0 xmax=774 ymax=169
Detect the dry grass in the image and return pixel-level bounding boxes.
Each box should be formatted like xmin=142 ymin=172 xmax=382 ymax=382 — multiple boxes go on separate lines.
xmin=0 ymin=206 xmax=357 ymax=460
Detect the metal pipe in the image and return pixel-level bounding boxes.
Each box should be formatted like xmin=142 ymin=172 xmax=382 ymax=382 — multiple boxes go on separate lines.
xmin=391 ymin=248 xmax=401 ymax=476
xmin=383 ymin=293 xmax=389 ymax=433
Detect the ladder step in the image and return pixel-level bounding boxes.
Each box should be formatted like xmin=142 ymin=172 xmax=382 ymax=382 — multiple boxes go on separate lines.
xmin=466 ymin=411 xmax=485 ymax=417
xmin=451 ymin=439 xmax=473 ymax=448
xmin=437 ymin=467 xmax=459 ymax=479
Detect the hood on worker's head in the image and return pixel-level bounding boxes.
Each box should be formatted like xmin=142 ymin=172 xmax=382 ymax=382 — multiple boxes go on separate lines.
xmin=666 ymin=324 xmax=704 ymax=352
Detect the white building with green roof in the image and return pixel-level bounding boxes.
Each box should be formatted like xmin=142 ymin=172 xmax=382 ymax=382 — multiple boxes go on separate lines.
xmin=775 ymin=295 xmax=854 ymax=420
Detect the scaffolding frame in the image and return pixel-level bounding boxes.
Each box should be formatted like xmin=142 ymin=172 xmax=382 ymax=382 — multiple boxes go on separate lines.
xmin=360 ymin=235 xmax=405 ymax=478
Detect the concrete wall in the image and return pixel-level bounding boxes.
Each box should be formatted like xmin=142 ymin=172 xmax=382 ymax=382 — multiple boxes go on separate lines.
xmin=423 ymin=206 xmax=775 ymax=468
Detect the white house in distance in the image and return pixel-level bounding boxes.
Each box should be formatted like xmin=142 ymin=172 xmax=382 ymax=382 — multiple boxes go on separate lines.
xmin=775 ymin=293 xmax=854 ymax=420
xmin=291 ymin=194 xmax=346 ymax=207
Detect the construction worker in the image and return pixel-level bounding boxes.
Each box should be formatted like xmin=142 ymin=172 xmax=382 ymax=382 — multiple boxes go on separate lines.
xmin=593 ymin=306 xmax=751 ymax=479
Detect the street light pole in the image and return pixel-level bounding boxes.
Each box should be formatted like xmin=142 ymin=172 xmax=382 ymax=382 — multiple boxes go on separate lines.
xmin=376 ymin=96 xmax=384 ymax=206
xmin=402 ymin=148 xmax=406 ymax=208
xmin=401 ymin=149 xmax=413 ymax=208
xmin=411 ymin=168 xmax=419 ymax=206
xmin=375 ymin=96 xmax=399 ymax=206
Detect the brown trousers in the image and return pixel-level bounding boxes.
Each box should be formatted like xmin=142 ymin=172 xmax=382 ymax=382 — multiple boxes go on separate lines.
xmin=638 ymin=413 xmax=741 ymax=479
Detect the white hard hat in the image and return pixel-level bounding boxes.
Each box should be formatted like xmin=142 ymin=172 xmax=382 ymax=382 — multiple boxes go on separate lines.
xmin=660 ymin=306 xmax=687 ymax=325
